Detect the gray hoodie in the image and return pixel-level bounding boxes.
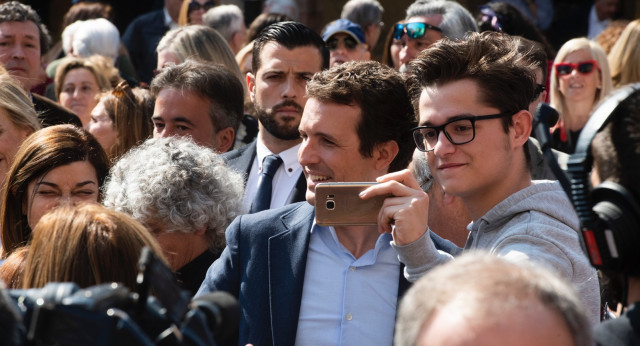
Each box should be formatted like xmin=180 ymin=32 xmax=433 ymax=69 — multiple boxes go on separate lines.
xmin=394 ymin=180 xmax=601 ymax=325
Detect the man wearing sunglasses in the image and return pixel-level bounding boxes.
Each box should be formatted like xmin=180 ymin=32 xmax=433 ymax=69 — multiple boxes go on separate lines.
xmin=362 ymin=32 xmax=600 ymax=324
xmin=322 ymin=19 xmax=370 ymax=68
xmin=397 ymin=0 xmax=477 ymax=73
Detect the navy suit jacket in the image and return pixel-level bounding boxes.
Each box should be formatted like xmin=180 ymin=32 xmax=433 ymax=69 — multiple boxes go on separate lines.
xmin=197 ymin=202 xmax=411 ymax=346
xmin=122 ymin=9 xmax=168 ymax=84
xmin=222 ymin=140 xmax=306 ymax=205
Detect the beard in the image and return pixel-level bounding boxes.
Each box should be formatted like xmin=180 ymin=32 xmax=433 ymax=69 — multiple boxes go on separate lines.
xmin=254 ymin=100 xmax=304 ymax=140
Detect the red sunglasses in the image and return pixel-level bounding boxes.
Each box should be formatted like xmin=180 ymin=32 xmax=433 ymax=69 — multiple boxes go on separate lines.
xmin=555 ymin=60 xmax=600 ymax=76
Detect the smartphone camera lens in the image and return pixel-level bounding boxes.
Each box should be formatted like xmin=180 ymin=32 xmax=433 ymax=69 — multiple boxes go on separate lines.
xmin=326 ymin=200 xmax=335 ymax=210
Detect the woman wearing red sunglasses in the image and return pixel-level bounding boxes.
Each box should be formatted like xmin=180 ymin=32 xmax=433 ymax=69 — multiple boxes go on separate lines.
xmin=549 ymin=38 xmax=612 ymax=154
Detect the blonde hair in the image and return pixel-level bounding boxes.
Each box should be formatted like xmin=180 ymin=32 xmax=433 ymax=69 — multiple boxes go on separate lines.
xmin=550 ymin=38 xmax=613 ymax=123
xmin=54 ymin=56 xmax=112 ymax=99
xmin=0 ymin=74 xmax=41 ymax=134
xmin=608 ymin=19 xmax=640 ymax=87
xmin=156 ymin=25 xmax=246 ymax=98
xmin=22 ymin=203 xmax=166 ymax=289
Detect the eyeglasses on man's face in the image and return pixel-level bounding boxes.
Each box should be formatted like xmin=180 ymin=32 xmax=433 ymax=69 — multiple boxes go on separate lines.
xmin=554 ymin=60 xmax=599 ymax=77
xmin=412 ymin=113 xmax=513 ymax=152
xmin=326 ymin=36 xmax=359 ymax=51
xmin=188 ymin=0 xmax=215 ymax=13
xmin=533 ymin=83 xmax=545 ymax=101
xmin=393 ymin=22 xmax=442 ymax=40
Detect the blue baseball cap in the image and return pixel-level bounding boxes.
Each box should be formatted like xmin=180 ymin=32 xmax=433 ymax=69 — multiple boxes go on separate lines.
xmin=322 ymin=19 xmax=366 ymax=44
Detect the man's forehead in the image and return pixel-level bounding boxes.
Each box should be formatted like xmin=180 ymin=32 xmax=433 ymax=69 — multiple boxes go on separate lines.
xmin=258 ymin=41 xmax=321 ymax=68
xmin=406 ymin=15 xmax=443 ymax=26
xmin=0 ymin=20 xmax=40 ymax=38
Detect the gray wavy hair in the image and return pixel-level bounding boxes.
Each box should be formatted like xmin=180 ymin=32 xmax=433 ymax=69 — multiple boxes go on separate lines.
xmin=102 ymin=137 xmax=244 ymax=250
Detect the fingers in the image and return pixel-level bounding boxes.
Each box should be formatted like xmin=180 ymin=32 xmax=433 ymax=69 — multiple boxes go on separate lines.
xmin=377 ymin=194 xmax=429 ymax=246
xmin=360 ymin=174 xmax=423 ymax=200
xmin=376 ymin=169 xmax=422 ymax=189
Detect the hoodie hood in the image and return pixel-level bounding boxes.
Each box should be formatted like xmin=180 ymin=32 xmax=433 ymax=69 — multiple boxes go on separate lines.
xmin=472 ymin=180 xmax=580 ymax=234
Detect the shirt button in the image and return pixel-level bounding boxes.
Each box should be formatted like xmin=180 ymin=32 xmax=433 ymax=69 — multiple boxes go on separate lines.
xmin=349 ymin=266 xmax=356 ymax=272
xmin=346 ymin=313 xmax=353 ymax=321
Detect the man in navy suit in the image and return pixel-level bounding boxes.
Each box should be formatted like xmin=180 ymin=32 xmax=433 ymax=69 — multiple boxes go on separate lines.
xmin=197 ymin=60 xmax=421 ymax=345
xmin=122 ymin=0 xmax=181 ymax=85
xmin=222 ymin=21 xmax=329 ymax=213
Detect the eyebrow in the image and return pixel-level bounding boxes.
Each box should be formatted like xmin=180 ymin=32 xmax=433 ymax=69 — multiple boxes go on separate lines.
xmin=37 ymin=181 xmax=97 ymax=188
xmin=316 ymin=131 xmax=340 ymax=143
xmin=151 ymin=115 xmax=197 ymax=126
xmin=420 ymin=113 xmax=476 ymax=126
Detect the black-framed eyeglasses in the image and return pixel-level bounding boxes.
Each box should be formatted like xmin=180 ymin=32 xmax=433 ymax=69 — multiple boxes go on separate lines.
xmin=533 ymin=83 xmax=545 ymax=100
xmin=393 ymin=22 xmax=442 ymax=40
xmin=326 ymin=36 xmax=359 ymax=51
xmin=412 ymin=112 xmax=513 ymax=152
xmin=188 ymin=0 xmax=215 ymax=13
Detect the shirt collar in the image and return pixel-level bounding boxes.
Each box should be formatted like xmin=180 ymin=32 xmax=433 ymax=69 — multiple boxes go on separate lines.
xmin=163 ymin=7 xmax=178 ymax=29
xmin=256 ymin=137 xmax=301 ymax=177
xmin=310 ymin=220 xmax=393 ymax=264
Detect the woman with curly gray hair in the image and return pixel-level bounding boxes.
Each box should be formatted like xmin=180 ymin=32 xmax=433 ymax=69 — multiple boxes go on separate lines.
xmin=102 ymin=137 xmax=244 ymax=295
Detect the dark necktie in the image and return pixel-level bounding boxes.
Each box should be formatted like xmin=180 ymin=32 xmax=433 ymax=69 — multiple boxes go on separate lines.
xmin=250 ymin=155 xmax=282 ymax=213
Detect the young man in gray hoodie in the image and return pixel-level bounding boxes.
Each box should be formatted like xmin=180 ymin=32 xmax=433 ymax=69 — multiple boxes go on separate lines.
xmin=362 ymin=31 xmax=600 ymax=324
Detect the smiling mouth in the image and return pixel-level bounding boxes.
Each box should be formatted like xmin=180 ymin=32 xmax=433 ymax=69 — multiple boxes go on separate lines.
xmin=308 ymin=174 xmax=332 ymax=183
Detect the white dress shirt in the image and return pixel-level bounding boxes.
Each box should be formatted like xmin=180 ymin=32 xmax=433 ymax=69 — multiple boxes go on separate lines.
xmin=242 ymin=138 xmax=303 ymax=212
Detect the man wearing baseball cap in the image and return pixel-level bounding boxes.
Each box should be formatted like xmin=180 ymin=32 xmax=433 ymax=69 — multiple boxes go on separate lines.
xmin=322 ymin=19 xmax=370 ymax=67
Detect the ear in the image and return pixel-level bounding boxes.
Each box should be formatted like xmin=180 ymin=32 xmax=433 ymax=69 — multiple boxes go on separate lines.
xmin=247 ymin=72 xmax=256 ymax=103
xmin=215 ymin=126 xmax=235 ymax=153
xmin=373 ymin=140 xmax=399 ymax=172
xmin=231 ymin=31 xmax=243 ymax=52
xmin=363 ymin=49 xmax=371 ymax=61
xmin=193 ymin=228 xmax=207 ymax=236
xmin=511 ymin=110 xmax=532 ymax=148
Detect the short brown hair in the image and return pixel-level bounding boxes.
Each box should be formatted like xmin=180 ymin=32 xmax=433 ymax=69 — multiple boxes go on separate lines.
xmin=21 ymin=204 xmax=165 ymax=290
xmin=150 ymin=59 xmax=244 ymax=134
xmin=305 ymin=60 xmax=416 ymax=172
xmin=408 ymin=31 xmax=535 ymax=119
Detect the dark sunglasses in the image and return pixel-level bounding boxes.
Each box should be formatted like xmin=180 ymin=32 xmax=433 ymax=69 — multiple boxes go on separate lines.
xmin=533 ymin=83 xmax=545 ymax=100
xmin=555 ymin=60 xmax=599 ymax=76
xmin=188 ymin=1 xmax=215 ymax=13
xmin=393 ymin=22 xmax=442 ymax=40
xmin=326 ymin=36 xmax=359 ymax=51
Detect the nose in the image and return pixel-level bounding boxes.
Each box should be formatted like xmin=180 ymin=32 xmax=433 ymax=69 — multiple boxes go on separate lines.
xmin=11 ymin=44 xmax=24 ymax=59
xmin=399 ymin=44 xmax=412 ymax=66
xmin=432 ymin=129 xmax=455 ymax=155
xmin=282 ymin=75 xmax=297 ymax=99
xmin=298 ymin=136 xmax=318 ymax=167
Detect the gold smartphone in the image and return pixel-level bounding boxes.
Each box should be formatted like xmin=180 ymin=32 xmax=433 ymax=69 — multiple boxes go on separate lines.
xmin=315 ymin=182 xmax=388 ymax=226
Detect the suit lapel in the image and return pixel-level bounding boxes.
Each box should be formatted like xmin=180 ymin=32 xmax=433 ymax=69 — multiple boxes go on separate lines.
xmin=288 ymin=172 xmax=307 ymax=204
xmin=268 ymin=203 xmax=314 ymax=345
xmin=237 ymin=141 xmax=257 ymax=179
